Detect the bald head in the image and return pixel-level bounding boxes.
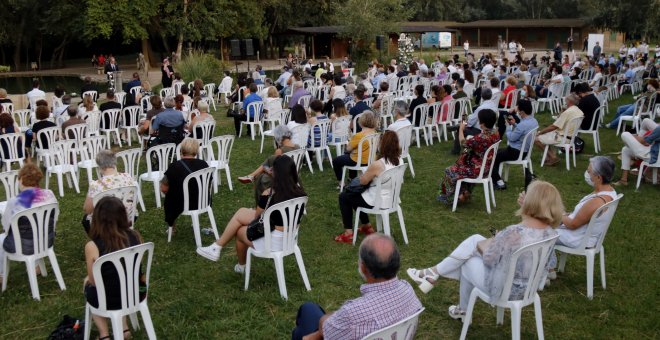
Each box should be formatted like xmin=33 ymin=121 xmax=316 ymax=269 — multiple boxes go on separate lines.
xmin=359 ymin=234 xmax=400 ymax=280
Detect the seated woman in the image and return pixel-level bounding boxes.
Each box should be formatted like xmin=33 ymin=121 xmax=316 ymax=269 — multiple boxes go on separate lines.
xmin=263 ymin=86 xmax=283 ymax=116
xmin=139 ymin=96 xmax=164 ymax=137
xmin=160 ymin=138 xmax=209 ymax=233
xmin=535 ymin=65 xmax=563 ymax=98
xmin=196 ymin=155 xmax=307 ymax=273
xmin=437 ymin=109 xmax=499 ymax=205
xmin=408 ymin=85 xmax=427 ymax=126
xmin=0 ymin=112 xmax=24 ymax=159
xmin=82 ymin=150 xmax=136 ymax=233
xmin=407 ymin=180 xmax=563 ymax=320
xmin=189 ymin=100 xmax=215 ymax=139
xmin=78 ymin=94 xmax=98 ymax=116
xmin=331 ymin=111 xmax=379 ymax=188
xmin=238 ymin=125 xmax=300 ymax=204
xmin=547 ymin=156 xmax=617 ymax=275
xmin=286 ymin=104 xmax=308 ymax=131
xmin=84 ymin=196 xmax=144 ymax=340
xmin=335 ymin=131 xmax=401 ymax=244
xmin=30 ymin=106 xmax=56 ymax=150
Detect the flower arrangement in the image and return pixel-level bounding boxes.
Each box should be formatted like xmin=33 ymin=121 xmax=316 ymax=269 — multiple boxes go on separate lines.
xmin=398 ymin=33 xmax=414 ymax=67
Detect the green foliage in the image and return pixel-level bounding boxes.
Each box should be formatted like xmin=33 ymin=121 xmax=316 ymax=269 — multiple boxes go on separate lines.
xmin=176 ymin=51 xmax=226 ymax=84
xmin=83 ymin=0 xmax=161 ymax=42
xmin=0 ymin=65 xmax=10 ymax=72
xmin=334 ymin=0 xmax=412 ymax=43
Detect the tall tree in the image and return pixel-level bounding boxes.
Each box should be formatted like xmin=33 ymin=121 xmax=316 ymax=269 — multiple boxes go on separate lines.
xmin=335 ymin=0 xmax=413 ymax=44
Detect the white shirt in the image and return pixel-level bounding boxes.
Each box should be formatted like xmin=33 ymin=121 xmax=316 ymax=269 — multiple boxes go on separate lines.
xmin=327 ymin=62 xmax=335 ymax=73
xmin=464 ymin=42 xmax=469 ymax=50
xmin=481 ymin=64 xmax=494 ymax=75
xmin=387 ymin=117 xmax=412 ymax=132
xmin=627 ymin=47 xmax=637 ymax=56
xmin=557 ymin=190 xmax=617 ymax=248
xmin=27 ymin=88 xmax=46 ymax=102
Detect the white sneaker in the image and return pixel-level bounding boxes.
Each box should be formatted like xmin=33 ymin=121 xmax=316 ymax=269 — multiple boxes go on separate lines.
xmin=196 ymin=244 xmax=221 ymax=261
xmin=448 ymin=305 xmax=465 ymax=321
xmin=234 ymin=264 xmax=245 ymax=274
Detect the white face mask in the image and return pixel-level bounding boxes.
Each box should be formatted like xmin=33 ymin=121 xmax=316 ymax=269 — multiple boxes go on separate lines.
xmin=520 ymin=90 xmax=527 ymax=97
xmin=584 ymin=170 xmax=594 ymax=187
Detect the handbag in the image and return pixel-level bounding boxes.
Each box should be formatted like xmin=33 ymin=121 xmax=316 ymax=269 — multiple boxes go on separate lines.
xmin=246 ymin=194 xmax=273 ymax=241
xmin=344 ymin=177 xmax=369 ymax=194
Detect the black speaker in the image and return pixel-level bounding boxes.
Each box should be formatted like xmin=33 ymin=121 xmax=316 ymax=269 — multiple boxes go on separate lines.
xmin=230 ymin=39 xmax=241 ymax=58
xmin=376 ymin=35 xmax=386 ymax=51
xmin=243 ymin=39 xmax=254 ymax=56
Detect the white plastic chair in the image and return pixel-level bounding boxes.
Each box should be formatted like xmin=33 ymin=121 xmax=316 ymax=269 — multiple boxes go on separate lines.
xmin=100 ymin=109 xmax=122 ymax=147
xmin=410 ymin=103 xmax=429 ymax=148
xmin=636 ymin=155 xmax=660 ymax=189
xmin=28 ymin=96 xmax=45 ymax=113
xmin=192 ymin=120 xmax=215 ymax=149
xmin=244 ymin=196 xmax=311 ymax=300
xmin=92 ymin=185 xmax=139 ymax=226
xmin=308 ymin=120 xmax=333 ymax=171
xmin=0 ymin=133 xmax=25 ymax=170
xmin=129 ymin=86 xmax=142 ymax=101
xmin=160 ymin=87 xmax=174 ymax=100
xmin=460 ymin=235 xmax=559 ymax=340
xmin=540 ymin=116 xmax=584 ymax=171
xmin=393 ymin=125 xmax=415 ymax=177
xmin=352 ymin=164 xmax=409 ymax=245
xmin=297 ymin=95 xmax=312 ymax=109
xmin=63 ymin=123 xmax=88 ymax=163
xmin=13 ymin=109 xmax=31 ymax=133
xmin=1 ymin=102 xmax=14 ymax=114
xmin=577 ymin=106 xmax=604 ymax=153
xmin=121 ymin=106 xmax=141 ymax=146
xmin=616 ymin=96 xmax=646 ymax=136
xmin=116 ymin=148 xmax=146 ymax=212
xmin=168 ymin=167 xmax=219 ymax=247
xmin=284 ymin=149 xmax=306 ymax=173
xmin=206 ymin=135 xmax=234 ymax=193
xmin=556 ymin=194 xmax=624 ymax=299
xmin=203 ymin=83 xmax=217 ymax=110
xmin=83 ymin=110 xmax=102 ymax=137
xmin=0 ymin=170 xmax=20 ymax=217
xmin=340 ymin=133 xmax=381 ymax=191
xmin=431 ymin=100 xmax=454 ymax=143
xmin=83 ymin=243 xmax=156 ymax=340
xmin=239 ymin=101 xmax=264 ymax=140
xmin=82 ymin=90 xmax=99 ymax=102
xmin=35 ymin=126 xmax=60 ymax=166
xmin=77 ymin=136 xmax=106 ymax=185
xmin=452 ymin=141 xmax=501 ymax=214
xmin=379 ymin=94 xmax=395 ymax=128
xmin=114 ymin=92 xmax=127 ymax=108
xmin=218 ymin=78 xmax=233 ymax=104
xmin=1 ymin=202 xmax=65 ymax=300
xmin=44 ymin=140 xmax=81 ymax=197
xmin=498 ymin=128 xmax=538 ymax=183
xmin=291 ymin=124 xmax=314 ymax=173
xmin=138 ymin=143 xmax=175 ymax=208
xmin=259 ymin=110 xmax=283 ymax=154
xmin=361 ymin=308 xmax=424 ymax=340
xmin=329 ymin=115 xmax=351 ymax=157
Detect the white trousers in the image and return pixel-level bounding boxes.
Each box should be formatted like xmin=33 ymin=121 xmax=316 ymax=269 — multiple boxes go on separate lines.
xmin=621 ymin=118 xmax=658 ymax=170
xmin=0 ymin=234 xmax=5 ymax=276
xmin=434 ymin=234 xmax=487 ymax=309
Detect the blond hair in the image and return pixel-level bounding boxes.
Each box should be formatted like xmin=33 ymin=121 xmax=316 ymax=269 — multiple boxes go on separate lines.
xmin=267 ymin=86 xmax=278 ymax=98
xmin=180 ymin=138 xmax=200 ymax=157
xmin=358 ymin=110 xmax=379 ymax=129
xmin=516 ymin=180 xmax=564 ymax=227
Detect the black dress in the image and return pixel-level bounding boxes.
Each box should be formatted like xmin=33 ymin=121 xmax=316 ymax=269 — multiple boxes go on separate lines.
xmin=163 ymin=158 xmax=209 ymax=225
xmin=161 ymin=65 xmax=174 ymax=88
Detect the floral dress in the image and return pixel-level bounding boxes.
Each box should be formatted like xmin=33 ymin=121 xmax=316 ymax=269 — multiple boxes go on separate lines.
xmin=440 ymin=129 xmax=500 ymax=197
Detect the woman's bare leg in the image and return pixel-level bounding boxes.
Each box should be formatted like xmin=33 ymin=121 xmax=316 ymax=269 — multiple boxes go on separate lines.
xmin=235 ymin=227 xmax=253 ymax=265
xmin=215 ymin=208 xmax=256 ymax=246
xmin=247 ymin=165 xmax=265 ymax=178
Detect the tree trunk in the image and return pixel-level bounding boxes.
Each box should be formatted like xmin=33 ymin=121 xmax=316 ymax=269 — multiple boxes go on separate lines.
xmin=175 ymin=0 xmax=189 ymax=60
xmin=37 ymin=34 xmax=43 ymax=70
xmin=141 ymin=38 xmax=152 ymax=69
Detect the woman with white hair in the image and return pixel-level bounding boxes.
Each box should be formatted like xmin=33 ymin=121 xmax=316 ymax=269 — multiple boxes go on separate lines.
xmin=189 ymin=99 xmax=215 ymax=138
xmin=82 ymin=150 xmax=136 ymax=233
xmin=238 ymin=125 xmax=300 ymax=204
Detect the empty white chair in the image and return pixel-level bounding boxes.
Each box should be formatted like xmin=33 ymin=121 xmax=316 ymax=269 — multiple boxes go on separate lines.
xmin=100 ymin=109 xmax=122 ymax=147
xmin=13 ymin=109 xmax=31 ymax=133
xmin=329 ymin=115 xmax=351 ymax=157
xmin=244 ymin=196 xmax=311 ymax=300
xmin=83 ymin=110 xmax=102 ymax=137
xmin=44 ymin=140 xmax=81 ymax=197
xmin=77 ymin=136 xmax=107 ymax=185
xmin=540 ymin=116 xmax=584 ymax=171
xmin=498 ymin=128 xmax=538 ymax=184
xmin=114 ymin=92 xmax=127 ymax=108
xmin=0 ymin=133 xmax=25 ymax=170
xmin=121 ymin=106 xmax=142 ymax=146
xmin=297 ymin=95 xmax=312 ymax=109
xmin=556 ymin=194 xmax=624 ymax=299
xmin=308 ymin=120 xmax=333 ymax=171
xmin=160 ymin=87 xmax=174 ymax=99
xmin=459 ymin=235 xmax=559 ymax=340
xmin=1 ymin=202 xmax=65 ymax=300
xmin=0 ymin=170 xmax=20 ymax=217
xmin=92 ymin=185 xmax=139 ymax=226
xmin=173 ymin=81 xmax=184 ymax=95
xmin=291 ymin=124 xmax=314 ymax=172
xmin=361 ymin=308 xmax=424 ymax=340
xmin=203 ymin=83 xmax=217 ymax=110
xmin=340 ymin=133 xmax=380 ymax=191
xmin=636 ymin=156 xmax=660 ymax=189
xmin=63 ymin=123 xmax=88 ymax=162
xmin=34 ymin=126 xmax=60 ymax=166
xmin=1 ymin=102 xmax=14 ymax=114
xmin=239 ymin=101 xmax=264 ymax=140
xmin=259 ymin=110 xmax=283 ymax=154
xmin=577 ymin=106 xmax=604 ymax=153
xmin=616 ymin=96 xmax=646 ymax=136
xmin=379 ymin=94 xmax=395 ymax=128
xmin=82 ymin=90 xmax=99 ymax=102
xmin=206 ymin=135 xmax=234 ymax=193
xmin=116 ymin=148 xmax=146 ymax=212
xmin=452 ymin=141 xmax=501 ymax=214
xmin=138 ymin=143 xmax=175 ymax=208
xmin=393 ymin=125 xmax=415 ymax=177
xmin=83 ymin=243 xmax=157 ymax=340
xmin=352 ymin=164 xmax=409 ymax=245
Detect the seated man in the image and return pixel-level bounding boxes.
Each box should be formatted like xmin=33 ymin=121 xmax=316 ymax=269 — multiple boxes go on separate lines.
xmin=386 ymin=100 xmax=412 ymax=132
xmin=606 ymin=79 xmax=658 ymax=129
xmin=534 ymin=94 xmax=584 ymax=166
xmin=61 ymin=105 xmax=87 ymax=138
xmin=123 ymin=72 xmax=142 ymax=106
xmin=614 ymin=118 xmax=660 ymax=185
xmin=291 ymin=234 xmax=422 ymax=340
xmin=151 ymin=96 xmax=186 ymax=145
xmin=232 ymin=83 xmax=262 ymax=136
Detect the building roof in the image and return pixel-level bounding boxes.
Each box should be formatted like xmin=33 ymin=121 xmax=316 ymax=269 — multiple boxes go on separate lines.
xmin=289 ymin=22 xmax=457 ymax=35
xmin=448 ymin=19 xmax=588 ymax=29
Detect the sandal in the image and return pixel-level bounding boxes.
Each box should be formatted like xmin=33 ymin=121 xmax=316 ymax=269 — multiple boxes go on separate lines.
xmin=458 ymin=190 xmax=471 ymax=203
xmin=97 ymin=336 xmax=111 ymax=340
xmin=334 ymin=232 xmax=354 ymax=244
xmin=358 ymin=224 xmax=375 ymax=235
xmin=123 ymin=329 xmax=133 ymax=339
xmin=238 ymin=175 xmax=254 ymax=184
xmin=448 ymin=305 xmax=465 ymax=320
xmin=406 ymin=268 xmax=439 ymax=294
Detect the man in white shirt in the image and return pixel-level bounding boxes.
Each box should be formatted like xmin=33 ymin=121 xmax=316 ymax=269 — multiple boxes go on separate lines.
xmin=481 ymin=60 xmax=494 ymax=75
xmin=276 ymin=67 xmax=292 ymax=96
xmin=509 ymin=40 xmax=517 ymax=54
xmin=463 ymin=40 xmax=469 ymax=57
xmin=360 ymin=73 xmax=374 ymax=94
xmin=387 ymin=100 xmax=412 ymax=132
xmin=639 ymin=41 xmax=649 ymax=59
xmin=447 ymin=61 xmax=457 ymax=74
xmin=26 ymin=79 xmax=46 ymax=108
xmin=627 ymin=44 xmax=637 ymax=58
xmin=418 ymin=59 xmax=428 ymax=74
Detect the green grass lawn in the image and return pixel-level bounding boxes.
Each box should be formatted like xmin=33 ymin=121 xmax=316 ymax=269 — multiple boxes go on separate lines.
xmin=0 ymin=93 xmax=658 ymax=339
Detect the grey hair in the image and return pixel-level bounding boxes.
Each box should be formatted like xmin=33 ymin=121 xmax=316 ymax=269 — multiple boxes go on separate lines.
xmin=197 ymin=100 xmax=209 ymax=112
xmin=589 ymin=156 xmax=615 ymax=184
xmin=358 ymin=233 xmax=400 ymax=280
xmin=565 ymin=93 xmax=580 ymax=105
xmin=360 ymin=73 xmax=368 ymax=80
xmin=481 ymin=88 xmax=493 ymax=100
xmin=180 ymin=137 xmax=200 ymax=156
xmin=273 ymin=124 xmax=292 ymax=145
xmin=163 ymin=96 xmax=176 ymax=108
xmin=265 ymin=78 xmax=273 ymax=85
xmin=394 ymin=100 xmax=408 ymax=117
xmin=95 ymin=150 xmax=117 ymax=169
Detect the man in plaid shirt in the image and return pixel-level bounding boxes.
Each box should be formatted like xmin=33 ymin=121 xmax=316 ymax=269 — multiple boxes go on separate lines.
xmin=292 ymin=234 xmax=422 ymax=340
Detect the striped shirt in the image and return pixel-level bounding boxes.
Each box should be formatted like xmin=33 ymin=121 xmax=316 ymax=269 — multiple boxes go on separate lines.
xmin=323 ymin=278 xmax=422 ymax=340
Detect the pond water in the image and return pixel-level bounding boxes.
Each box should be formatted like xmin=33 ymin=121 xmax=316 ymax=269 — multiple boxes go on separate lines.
xmin=0 ymin=76 xmax=108 ymax=95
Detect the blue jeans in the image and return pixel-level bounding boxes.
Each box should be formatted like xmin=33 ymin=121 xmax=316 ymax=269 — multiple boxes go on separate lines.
xmin=292 ymin=302 xmax=326 ymax=340
xmin=607 ymin=104 xmax=635 ymax=128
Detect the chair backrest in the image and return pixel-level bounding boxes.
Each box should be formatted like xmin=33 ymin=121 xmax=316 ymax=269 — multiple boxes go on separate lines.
xmin=352 ymin=113 xmax=363 ymax=135
xmin=82 ymin=90 xmax=98 ymax=102
xmin=192 ymin=121 xmax=215 ymax=145
xmin=361 ymin=307 xmax=425 ymax=340
xmin=0 ymin=133 xmax=25 ymax=163
xmin=64 ymin=123 xmax=88 ymax=144
xmin=560 ymin=116 xmax=584 ymax=145
xmin=29 ymin=96 xmax=45 ymax=112
xmin=583 ymin=106 xmax=604 ymax=132
xmin=102 ymin=109 xmax=121 ymax=130
xmin=261 ymin=196 xmax=308 ymax=255
xmin=476 ymin=140 xmax=501 ymax=180
xmin=503 ymin=89 xmax=520 ymax=110
xmin=411 ymin=103 xmax=429 ymax=127
xmin=80 ymin=135 xmax=107 ymax=162
xmin=91 ymin=242 xmax=154 ymax=313
xmin=207 ymin=135 xmax=234 ymax=165
xmin=632 ymin=96 xmax=647 ymax=116
xmin=122 ymin=106 xmax=141 ymax=127
xmin=370 ymin=163 xmax=407 ymax=210
xmin=49 ymin=140 xmax=79 ymax=166
xmin=246 ymin=101 xmax=264 ymax=123
xmin=129 ymin=86 xmax=142 ymax=98
xmin=1 ymin=102 xmax=14 ymax=114
xmin=394 ymin=125 xmax=413 ymax=157
xmin=114 ymin=92 xmax=126 ymax=107
xmin=36 ymin=126 xmax=60 ymax=151
xmin=92 ymin=185 xmax=138 ymax=224
xmin=182 ymin=167 xmax=214 ymax=213
xmin=236 ymin=86 xmax=247 ymax=103
xmin=204 ymin=83 xmax=216 ymax=97
xmin=13 ymin=109 xmax=30 ymax=130
xmin=280 ymin=109 xmax=292 ymax=125
xmin=160 ymin=87 xmax=174 ymax=99
xmin=331 ymin=115 xmax=352 ymax=141
xmin=6 ymin=202 xmax=59 ymax=256
xmin=575 ymin=193 xmax=623 ymax=251
xmin=297 ymin=95 xmax=312 ymax=109
xmin=0 ymin=170 xmax=20 ymax=201
xmin=173 ymin=82 xmax=184 ymax=95
xmin=291 ymin=124 xmax=311 ymax=149
xmin=284 ymin=148 xmax=305 ymax=173
xmin=116 ymin=148 xmax=142 ymax=180
xmin=140 ymin=96 xmax=152 ymax=112
xmin=518 ymin=127 xmax=538 ymax=158
xmin=355 ymin=133 xmax=381 ymax=166
xmin=83 ymin=110 xmax=101 ymax=136
xmin=496 ymin=235 xmax=559 ymax=306
xmin=310 ymin=120 xmax=331 ymax=149
xmin=145 ymin=143 xmax=175 ymax=174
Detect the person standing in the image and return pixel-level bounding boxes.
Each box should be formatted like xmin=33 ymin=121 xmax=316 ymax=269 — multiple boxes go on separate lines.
xmin=463 ymin=40 xmax=469 ymax=57
xmin=567 ymin=36 xmax=574 ymax=52
xmin=582 ymin=37 xmax=588 ymax=52
xmin=553 ymin=43 xmax=563 ymax=62
xmin=592 ymin=41 xmax=602 ymax=61
xmin=161 ymin=58 xmax=174 ymax=88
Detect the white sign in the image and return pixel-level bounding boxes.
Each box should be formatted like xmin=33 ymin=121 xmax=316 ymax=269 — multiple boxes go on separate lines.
xmin=439 ymin=32 xmax=452 ymax=48
xmin=587 ymin=34 xmax=604 ymax=57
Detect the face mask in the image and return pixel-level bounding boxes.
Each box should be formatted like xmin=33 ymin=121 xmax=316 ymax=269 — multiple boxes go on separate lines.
xmin=584 ymin=170 xmax=594 ymax=187
xmin=520 ymin=90 xmax=527 ymax=97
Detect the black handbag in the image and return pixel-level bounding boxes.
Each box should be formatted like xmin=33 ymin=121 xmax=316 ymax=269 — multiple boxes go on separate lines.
xmin=246 ymin=194 xmax=273 ymax=241
xmin=344 ymin=177 xmax=369 ymax=194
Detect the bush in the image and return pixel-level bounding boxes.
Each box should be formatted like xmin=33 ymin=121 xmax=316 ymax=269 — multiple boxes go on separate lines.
xmin=0 ymin=65 xmax=10 ymax=72
xmin=176 ymin=51 xmax=226 ymax=84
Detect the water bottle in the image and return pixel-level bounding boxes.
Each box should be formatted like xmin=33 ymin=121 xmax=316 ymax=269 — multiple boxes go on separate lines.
xmin=201 ymin=228 xmax=213 ymax=235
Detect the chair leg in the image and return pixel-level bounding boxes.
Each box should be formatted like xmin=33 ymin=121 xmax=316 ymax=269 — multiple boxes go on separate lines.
xmin=48 ymin=251 xmax=66 ymax=291
xmin=304 ymin=152 xmax=314 ymax=174
xmin=415 ymin=129 xmax=420 ymax=148
xmin=37 ymin=258 xmax=48 ymax=277
xmin=496 ymin=306 xmax=505 ymax=325
xmin=84 ymin=305 xmax=92 ymax=340
xmin=26 ymin=259 xmax=41 ymax=300
xmin=56 ymin=172 xmax=64 ymax=197
xmin=1 ymin=255 xmax=8 ymax=291
xmin=396 ymin=206 xmax=408 ymax=245
xmin=352 ymin=208 xmax=362 ymax=245
xmin=381 ymin=212 xmax=392 ymax=237
xmin=586 ymin=252 xmax=595 ymax=299
xmin=259 ymin=134 xmax=265 ymax=153
xmin=565 ymin=147 xmax=571 ymax=171
xmin=510 ymin=305 xmax=522 ymax=340
xmin=152 ymin=181 xmax=161 ymax=208
xmin=483 ymin=182 xmax=492 ymax=214
xmin=340 ymin=167 xmax=347 ymax=191
xmin=534 ymin=294 xmax=545 ymax=340
xmin=71 ymin=170 xmax=80 ymax=193
xmin=406 ymin=155 xmax=415 ymax=178
xmin=110 ymin=314 xmax=125 ymax=340
xmin=294 ymin=246 xmax=311 ymax=291
xmin=489 ymin=180 xmax=497 ymax=208
xmin=636 ymin=163 xmax=645 ymax=189
xmin=540 ymin=145 xmax=549 ymax=167
xmin=139 ymin=303 xmax=157 ymax=340
xmin=452 ymin=181 xmax=463 ymax=212
xmin=273 ymin=256 xmax=288 ymax=300
xmin=599 ymin=246 xmax=606 ymax=289
xmin=136 ymin=183 xmax=146 ymax=212
xmin=191 ymin=214 xmax=202 ymax=248
xmin=129 ymin=313 xmax=140 ymax=331
xmin=558 ymin=252 xmax=568 ymax=272
xmin=224 ymin=167 xmax=233 ymax=191
xmin=459 ymin=289 xmax=479 ymax=340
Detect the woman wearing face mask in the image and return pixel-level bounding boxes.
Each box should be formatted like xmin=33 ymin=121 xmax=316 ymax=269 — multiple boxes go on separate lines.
xmin=545 ymin=156 xmax=617 ymax=279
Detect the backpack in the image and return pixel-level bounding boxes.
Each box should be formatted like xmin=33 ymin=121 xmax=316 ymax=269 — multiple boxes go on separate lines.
xmin=48 ymin=315 xmax=84 ymax=340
